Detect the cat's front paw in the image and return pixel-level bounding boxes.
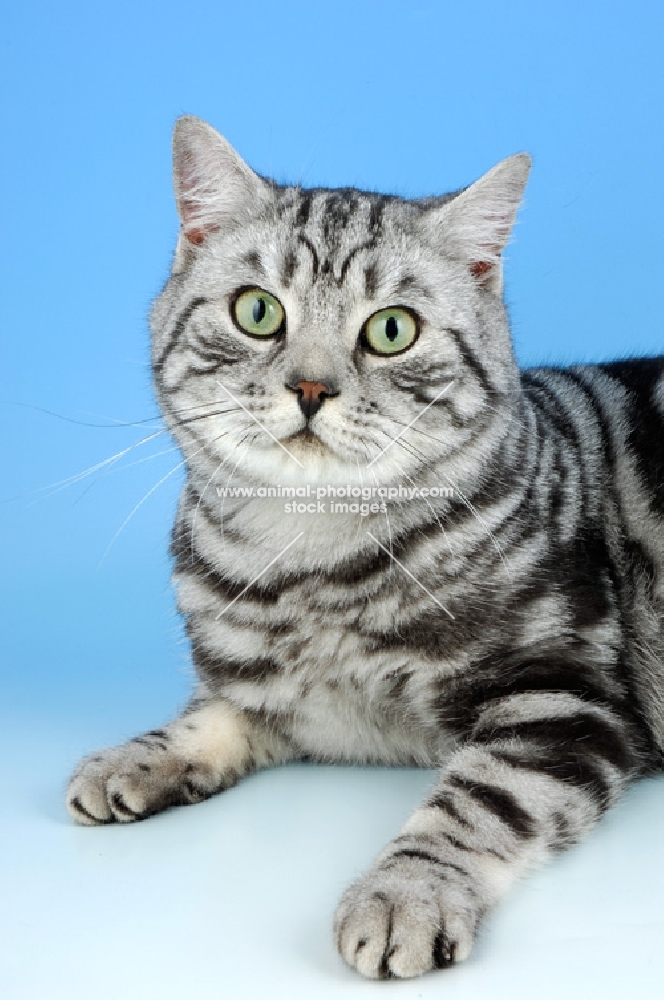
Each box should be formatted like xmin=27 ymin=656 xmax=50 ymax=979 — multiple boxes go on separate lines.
xmin=334 ymin=855 xmax=479 ymax=979
xmin=66 ymin=736 xmax=226 ymax=825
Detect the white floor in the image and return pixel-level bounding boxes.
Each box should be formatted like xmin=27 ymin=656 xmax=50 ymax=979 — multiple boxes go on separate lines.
xmin=3 ymin=714 xmax=664 ymax=1000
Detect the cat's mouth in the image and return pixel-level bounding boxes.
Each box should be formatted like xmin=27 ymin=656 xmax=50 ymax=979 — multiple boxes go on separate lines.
xmin=282 ymin=427 xmax=330 ymax=455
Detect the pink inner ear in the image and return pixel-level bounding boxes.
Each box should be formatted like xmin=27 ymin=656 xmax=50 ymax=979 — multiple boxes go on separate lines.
xmin=184 ymin=225 xmax=208 ymax=246
xmin=470 ymin=260 xmax=493 ymax=279
xmin=176 ymin=151 xmax=216 ymax=244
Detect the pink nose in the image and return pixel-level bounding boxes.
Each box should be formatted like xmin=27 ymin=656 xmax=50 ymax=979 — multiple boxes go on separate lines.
xmin=290 ymin=380 xmax=332 ymax=419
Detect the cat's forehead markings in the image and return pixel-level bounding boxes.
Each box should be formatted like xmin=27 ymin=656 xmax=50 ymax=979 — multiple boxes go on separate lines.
xmin=364 ymin=263 xmax=378 ymax=299
xmin=291 ymin=233 xmax=377 ymax=291
xmin=281 ymin=249 xmax=298 ymax=289
xmin=394 ymin=273 xmax=433 ymax=301
xmin=276 ymin=189 xmax=392 ymax=292
xmin=336 ymin=241 xmax=379 ymax=288
xmin=296 ymin=233 xmax=319 ymax=283
xmin=291 ymin=191 xmax=312 ymax=228
xmin=242 ymin=250 xmax=266 ymax=278
xmin=320 ymin=191 xmax=363 ymax=235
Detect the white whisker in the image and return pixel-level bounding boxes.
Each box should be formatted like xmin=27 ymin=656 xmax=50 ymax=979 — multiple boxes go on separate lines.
xmin=366 ymin=381 xmax=454 ymax=468
xmin=372 ymin=416 xmax=508 ymax=571
xmin=216 ymin=380 xmax=304 ymax=468
xmin=98 ymin=430 xmax=227 ymax=566
xmin=190 ymin=428 xmax=248 ymax=559
xmin=72 ymin=445 xmax=183 ymax=506
xmin=98 ymin=461 xmax=187 ymax=567
xmin=216 ymin=429 xmax=258 ymax=550
xmin=20 ymin=430 xmax=167 ymax=507
xmin=392 ymin=459 xmax=454 ymax=557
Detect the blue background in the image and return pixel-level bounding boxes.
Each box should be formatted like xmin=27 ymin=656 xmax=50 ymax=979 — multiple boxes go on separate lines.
xmin=1 ymin=3 xmax=663 ymax=997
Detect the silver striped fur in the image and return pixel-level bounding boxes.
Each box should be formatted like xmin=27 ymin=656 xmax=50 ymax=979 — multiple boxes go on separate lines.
xmin=67 ymin=117 xmax=664 ymax=980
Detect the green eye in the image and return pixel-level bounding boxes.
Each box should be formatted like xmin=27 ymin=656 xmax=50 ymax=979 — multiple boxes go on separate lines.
xmin=232 ymin=288 xmax=285 ymax=337
xmin=363 ymin=307 xmax=418 ymax=355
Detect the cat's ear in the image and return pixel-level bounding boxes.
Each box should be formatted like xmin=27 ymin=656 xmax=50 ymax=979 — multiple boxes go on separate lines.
xmin=425 ymin=153 xmax=531 ymax=295
xmin=172 ymin=116 xmax=271 ymax=248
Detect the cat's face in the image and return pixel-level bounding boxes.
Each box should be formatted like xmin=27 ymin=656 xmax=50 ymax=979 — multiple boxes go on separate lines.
xmin=151 ymin=117 xmax=529 ymax=489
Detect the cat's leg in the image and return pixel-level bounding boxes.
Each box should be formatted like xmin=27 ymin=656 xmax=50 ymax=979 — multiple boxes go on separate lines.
xmin=335 ymin=692 xmax=642 ymax=979
xmin=66 ymin=693 xmax=293 ymax=825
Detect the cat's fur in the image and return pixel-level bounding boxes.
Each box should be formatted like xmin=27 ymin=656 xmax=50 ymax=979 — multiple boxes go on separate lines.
xmin=66 ymin=116 xmax=664 ymax=980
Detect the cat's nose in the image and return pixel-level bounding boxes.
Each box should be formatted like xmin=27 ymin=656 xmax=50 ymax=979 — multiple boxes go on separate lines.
xmin=287 ymin=380 xmax=337 ymax=420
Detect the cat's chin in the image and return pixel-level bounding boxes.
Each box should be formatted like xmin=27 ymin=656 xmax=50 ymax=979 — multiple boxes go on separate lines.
xmin=281 ymin=428 xmax=332 ymax=458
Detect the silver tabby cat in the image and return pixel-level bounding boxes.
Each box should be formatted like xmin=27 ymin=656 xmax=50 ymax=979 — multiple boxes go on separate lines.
xmin=67 ymin=116 xmax=664 ymax=980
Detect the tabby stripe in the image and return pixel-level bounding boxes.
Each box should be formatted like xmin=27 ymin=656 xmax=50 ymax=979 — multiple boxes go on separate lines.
xmin=297 ymin=234 xmax=319 ymax=280
xmin=522 ymin=368 xmax=659 ymax=757
xmin=441 ymin=832 xmax=473 ymax=852
xmin=281 ymin=249 xmax=298 ymax=287
xmin=338 ymin=241 xmax=377 ymax=286
xmin=599 ymin=357 xmax=664 ymax=514
xmin=441 ymin=656 xmax=628 ymax=731
xmin=191 ymin=643 xmax=282 ymax=683
xmin=488 ymin=747 xmax=611 ymax=807
xmin=166 ymin=350 xmax=244 ymax=396
xmin=427 ymin=792 xmax=474 ymax=829
xmin=524 ymin=375 xmax=584 ymax=461
xmin=448 ymin=776 xmax=536 ymax=839
xmin=293 ymin=191 xmax=312 ymax=228
xmin=133 ymin=736 xmax=169 ymax=751
xmin=447 ymin=328 xmax=493 ymax=395
xmin=189 ymin=338 xmax=243 ymax=366
xmin=384 ymin=849 xmax=470 ymax=879
xmin=523 ymin=378 xmax=589 ymax=537
xmin=474 ymin=712 xmax=634 ymax=773
xmin=130 ymin=735 xmax=164 ymax=748
xmin=364 ymin=263 xmax=378 ymax=298
xmin=368 ymin=198 xmax=387 ymax=234
xmin=394 ymin=272 xmax=430 ymax=298
xmin=332 ymin=478 xmax=524 ymax=590
xmin=175 ymin=545 xmax=277 ymax=605
xmin=173 ymin=525 xmax=288 ymax=607
xmin=155 ymin=296 xmax=208 ymax=379
xmin=241 ymin=249 xmax=264 ymax=275
xmin=559 ymin=370 xmax=617 ymax=478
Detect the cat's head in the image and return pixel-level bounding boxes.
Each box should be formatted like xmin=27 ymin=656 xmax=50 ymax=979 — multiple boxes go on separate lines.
xmin=151 ymin=116 xmax=529 ymax=489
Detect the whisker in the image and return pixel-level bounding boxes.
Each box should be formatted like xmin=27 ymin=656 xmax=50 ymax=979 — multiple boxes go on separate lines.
xmin=4 ymin=396 xmax=242 ymax=512
xmin=164 ymin=399 xmax=241 ymax=430
xmin=216 ymin=429 xmax=258 ymax=550
xmin=18 ymin=429 xmax=168 ymax=507
xmin=366 ymin=381 xmax=454 ymax=468
xmin=391 ymin=458 xmax=454 ymax=557
xmin=189 ymin=431 xmax=248 ymax=560
xmin=98 ymin=428 xmax=229 ymax=566
xmin=4 ymin=400 xmax=164 ymax=429
xmin=98 ymin=462 xmax=187 ymax=566
xmin=215 ymin=379 xmax=304 ymax=468
xmin=71 ymin=445 xmax=182 ymax=506
xmin=369 ymin=421 xmax=509 ymax=572
xmin=384 ymin=420 xmax=510 ymax=570
xmin=442 ymin=478 xmax=509 ymax=570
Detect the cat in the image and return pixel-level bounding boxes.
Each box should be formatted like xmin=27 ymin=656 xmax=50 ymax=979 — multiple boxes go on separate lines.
xmin=66 ymin=115 xmax=664 ymax=980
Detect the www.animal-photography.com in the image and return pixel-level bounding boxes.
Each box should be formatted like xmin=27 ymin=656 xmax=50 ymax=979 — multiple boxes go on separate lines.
xmin=1 ymin=2 xmax=663 ymax=998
